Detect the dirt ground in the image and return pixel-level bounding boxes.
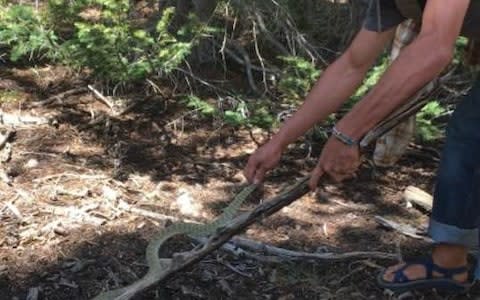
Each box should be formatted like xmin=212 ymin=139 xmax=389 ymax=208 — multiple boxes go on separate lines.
xmin=0 ymin=66 xmax=477 ymax=300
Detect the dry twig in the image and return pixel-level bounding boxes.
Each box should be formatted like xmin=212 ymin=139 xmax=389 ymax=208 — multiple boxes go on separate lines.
xmin=88 ymin=85 xmax=115 ymax=110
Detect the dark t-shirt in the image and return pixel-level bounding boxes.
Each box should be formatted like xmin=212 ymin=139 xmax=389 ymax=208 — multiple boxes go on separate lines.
xmin=364 ymin=0 xmax=480 ymax=38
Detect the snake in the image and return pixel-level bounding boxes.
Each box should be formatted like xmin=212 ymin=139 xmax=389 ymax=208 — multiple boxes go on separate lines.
xmin=92 ymin=183 xmax=258 ymax=300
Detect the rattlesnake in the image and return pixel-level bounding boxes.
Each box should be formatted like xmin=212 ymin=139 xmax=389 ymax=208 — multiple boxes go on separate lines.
xmin=92 ymin=184 xmax=258 ymax=300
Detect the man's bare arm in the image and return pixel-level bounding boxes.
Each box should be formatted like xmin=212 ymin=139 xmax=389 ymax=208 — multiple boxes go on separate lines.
xmin=336 ymin=0 xmax=471 ymax=140
xmin=270 ymin=28 xmax=395 ymax=150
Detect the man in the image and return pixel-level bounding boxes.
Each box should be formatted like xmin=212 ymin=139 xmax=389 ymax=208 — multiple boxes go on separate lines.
xmin=244 ymin=0 xmax=480 ymax=293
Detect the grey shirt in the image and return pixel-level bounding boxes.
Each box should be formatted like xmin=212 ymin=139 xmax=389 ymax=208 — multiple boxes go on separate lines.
xmin=364 ymin=0 xmax=480 ymax=38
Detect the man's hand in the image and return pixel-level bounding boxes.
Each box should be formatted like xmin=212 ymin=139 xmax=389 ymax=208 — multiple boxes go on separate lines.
xmin=244 ymin=141 xmax=283 ymax=184
xmin=309 ymin=137 xmax=361 ymax=190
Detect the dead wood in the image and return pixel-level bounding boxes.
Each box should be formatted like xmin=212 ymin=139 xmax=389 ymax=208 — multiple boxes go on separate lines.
xmin=30 ymin=87 xmax=88 ymax=107
xmin=88 ymin=85 xmax=115 ymax=110
xmin=196 ymin=236 xmax=396 ymax=262
xmin=229 ymin=236 xmax=396 ymax=261
xmin=403 ymin=186 xmax=433 ymax=211
xmin=0 ymin=110 xmax=51 ymax=126
xmin=374 ymin=216 xmax=431 ymax=242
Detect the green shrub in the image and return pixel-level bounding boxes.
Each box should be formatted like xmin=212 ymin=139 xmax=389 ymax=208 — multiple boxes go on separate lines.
xmin=277 ymin=56 xmax=321 ymax=102
xmin=55 ymin=1 xmax=196 ymax=83
xmin=183 ymin=95 xmax=276 ymax=129
xmin=0 ymin=4 xmax=58 ymax=62
xmin=416 ymin=100 xmax=446 ymax=142
xmin=183 ymin=95 xmax=217 ymax=116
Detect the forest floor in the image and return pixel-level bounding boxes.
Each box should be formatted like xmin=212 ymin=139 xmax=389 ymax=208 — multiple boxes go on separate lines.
xmin=0 ymin=65 xmax=477 ymax=300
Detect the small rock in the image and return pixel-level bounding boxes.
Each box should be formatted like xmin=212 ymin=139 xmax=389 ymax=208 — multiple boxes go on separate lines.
xmin=24 ymin=159 xmax=39 ymax=169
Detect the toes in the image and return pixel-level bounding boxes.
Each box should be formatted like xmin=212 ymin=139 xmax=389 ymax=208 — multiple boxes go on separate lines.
xmin=382 ymin=263 xmax=406 ymax=281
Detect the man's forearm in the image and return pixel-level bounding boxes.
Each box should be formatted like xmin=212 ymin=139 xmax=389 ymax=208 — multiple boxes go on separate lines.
xmin=270 ymin=57 xmax=370 ymax=149
xmin=336 ymin=33 xmax=453 ymax=140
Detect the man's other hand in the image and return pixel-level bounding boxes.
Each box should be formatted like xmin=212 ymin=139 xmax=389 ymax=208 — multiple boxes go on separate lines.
xmin=244 ymin=141 xmax=283 ymax=184
xmin=309 ymin=137 xmax=361 ymax=190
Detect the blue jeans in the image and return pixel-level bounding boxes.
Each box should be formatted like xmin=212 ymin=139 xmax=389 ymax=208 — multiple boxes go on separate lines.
xmin=427 ymin=78 xmax=480 ymax=277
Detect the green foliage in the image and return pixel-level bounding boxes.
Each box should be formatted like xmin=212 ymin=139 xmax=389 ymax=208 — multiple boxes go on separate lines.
xmin=183 ymin=96 xmax=217 ymax=116
xmin=416 ymin=101 xmax=446 ymax=142
xmin=0 ymin=5 xmax=57 ymax=62
xmin=277 ymin=56 xmax=321 ymax=101
xmin=453 ymin=36 xmax=469 ymax=65
xmin=1 ymin=2 xmax=202 ymax=83
xmin=56 ymin=2 xmax=196 ymax=82
xmin=348 ymin=55 xmax=389 ymax=106
xmin=183 ymin=96 xmax=276 ymax=129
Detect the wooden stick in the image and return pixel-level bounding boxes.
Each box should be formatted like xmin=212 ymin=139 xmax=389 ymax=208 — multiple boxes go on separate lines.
xmin=196 ymin=236 xmax=396 ymax=262
xmin=229 ymin=236 xmax=396 ymax=261
xmin=88 ymin=85 xmax=115 ymax=110
xmin=374 ymin=216 xmax=432 ymax=242
xmin=30 ymin=87 xmax=88 ymax=107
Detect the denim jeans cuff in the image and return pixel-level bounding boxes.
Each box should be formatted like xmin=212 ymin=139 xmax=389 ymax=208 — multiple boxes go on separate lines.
xmin=428 ymin=219 xmax=479 ymax=248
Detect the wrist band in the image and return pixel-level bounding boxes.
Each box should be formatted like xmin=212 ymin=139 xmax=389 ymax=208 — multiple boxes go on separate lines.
xmin=332 ymin=126 xmax=358 ymax=146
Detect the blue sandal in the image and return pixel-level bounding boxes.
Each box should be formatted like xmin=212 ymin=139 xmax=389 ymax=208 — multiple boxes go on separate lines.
xmin=377 ymin=257 xmax=472 ymax=294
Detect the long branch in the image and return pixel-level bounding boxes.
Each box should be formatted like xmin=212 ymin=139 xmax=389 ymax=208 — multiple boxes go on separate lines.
xmin=146 ymin=177 xmax=311 ymax=283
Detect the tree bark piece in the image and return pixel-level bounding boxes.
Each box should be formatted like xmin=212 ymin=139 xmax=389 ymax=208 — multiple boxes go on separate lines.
xmin=404 ymin=186 xmax=433 ymax=211
xmin=375 ymin=216 xmax=431 ymax=242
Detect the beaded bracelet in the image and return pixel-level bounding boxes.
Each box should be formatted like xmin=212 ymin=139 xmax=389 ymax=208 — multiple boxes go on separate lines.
xmin=331 ymin=126 xmax=359 ymax=146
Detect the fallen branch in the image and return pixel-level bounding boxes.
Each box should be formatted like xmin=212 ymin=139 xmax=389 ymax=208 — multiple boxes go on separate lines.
xmin=375 ymin=216 xmax=431 ymax=242
xmin=229 ymin=236 xmax=396 ymax=261
xmin=0 ymin=110 xmax=51 ymax=126
xmin=195 ymin=236 xmax=396 ymax=262
xmin=30 ymin=87 xmax=88 ymax=107
xmin=88 ymin=85 xmax=115 ymax=110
